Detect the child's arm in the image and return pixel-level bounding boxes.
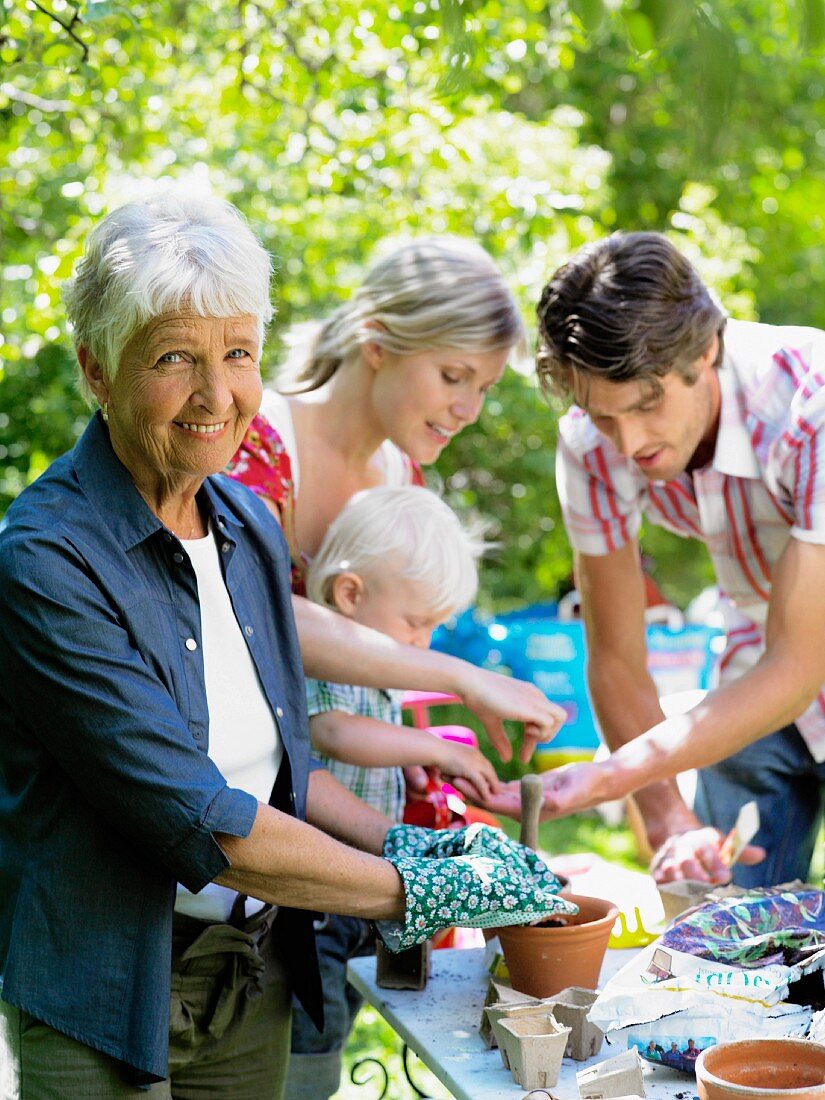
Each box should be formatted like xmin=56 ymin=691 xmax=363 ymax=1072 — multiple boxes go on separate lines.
xmin=310 ymin=711 xmax=501 ymax=803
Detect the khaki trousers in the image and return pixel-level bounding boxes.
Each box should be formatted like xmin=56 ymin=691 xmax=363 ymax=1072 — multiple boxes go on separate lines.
xmin=0 ymin=909 xmax=292 ymax=1100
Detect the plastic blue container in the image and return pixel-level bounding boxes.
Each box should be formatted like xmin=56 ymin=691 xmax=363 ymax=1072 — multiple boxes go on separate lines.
xmin=433 ymin=608 xmax=723 ymax=769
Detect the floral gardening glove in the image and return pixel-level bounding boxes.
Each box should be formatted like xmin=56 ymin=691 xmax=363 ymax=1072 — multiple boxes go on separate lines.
xmin=383 ymin=822 xmax=565 ymax=895
xmin=377 ymin=852 xmax=579 ymax=952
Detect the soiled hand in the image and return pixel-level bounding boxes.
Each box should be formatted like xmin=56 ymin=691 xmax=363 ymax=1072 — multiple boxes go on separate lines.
xmin=455 ymin=760 xmax=612 ymax=822
xmin=649 ymin=826 xmax=765 ymax=884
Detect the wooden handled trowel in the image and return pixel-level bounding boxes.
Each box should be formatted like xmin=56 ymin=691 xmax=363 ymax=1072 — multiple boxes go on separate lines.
xmin=519 ymin=773 xmax=544 ymax=853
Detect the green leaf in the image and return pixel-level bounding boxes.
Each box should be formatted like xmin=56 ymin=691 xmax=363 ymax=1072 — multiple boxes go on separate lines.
xmin=623 ymin=11 xmax=656 ymax=53
xmin=569 ymin=0 xmax=605 ymax=35
xmin=41 ymin=43 xmax=76 ymax=67
xmin=693 ymin=9 xmax=739 ymax=153
xmin=801 ymin=0 xmax=825 ymax=48
xmin=637 ymin=0 xmax=690 ymax=41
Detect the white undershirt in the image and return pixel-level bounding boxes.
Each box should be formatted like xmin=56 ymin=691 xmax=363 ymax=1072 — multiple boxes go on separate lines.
xmin=174 ymin=525 xmax=282 ymax=922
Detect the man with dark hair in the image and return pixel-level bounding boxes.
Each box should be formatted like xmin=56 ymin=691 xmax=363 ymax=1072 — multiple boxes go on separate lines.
xmin=487 ymin=232 xmax=825 ymax=886
xmin=682 ymin=1039 xmax=701 ymax=1066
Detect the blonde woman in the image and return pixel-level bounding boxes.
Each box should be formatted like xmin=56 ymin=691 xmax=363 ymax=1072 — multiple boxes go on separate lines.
xmin=229 ymin=237 xmax=519 ymax=585
xmin=227 ymin=239 xmax=567 ymax=764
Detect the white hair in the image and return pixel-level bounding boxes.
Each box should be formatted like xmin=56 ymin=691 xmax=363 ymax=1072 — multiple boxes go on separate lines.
xmin=306 ymin=485 xmax=484 ymax=618
xmin=63 ymin=188 xmax=273 ymax=403
xmin=280 ymin=236 xmax=526 ymax=392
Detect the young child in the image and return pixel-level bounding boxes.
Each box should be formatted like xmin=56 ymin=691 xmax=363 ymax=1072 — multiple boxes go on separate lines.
xmin=287 ymin=484 xmax=500 ymax=1100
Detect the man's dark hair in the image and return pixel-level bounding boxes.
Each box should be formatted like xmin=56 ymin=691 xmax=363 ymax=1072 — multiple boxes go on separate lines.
xmin=536 ymin=231 xmax=726 ymax=401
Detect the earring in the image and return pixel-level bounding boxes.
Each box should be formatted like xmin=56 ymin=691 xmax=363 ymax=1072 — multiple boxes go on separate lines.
xmin=101 ymin=402 xmax=109 ymax=423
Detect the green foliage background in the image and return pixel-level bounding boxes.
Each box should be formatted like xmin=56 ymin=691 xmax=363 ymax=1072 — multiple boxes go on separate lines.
xmin=3 ymin=0 xmax=825 ymax=608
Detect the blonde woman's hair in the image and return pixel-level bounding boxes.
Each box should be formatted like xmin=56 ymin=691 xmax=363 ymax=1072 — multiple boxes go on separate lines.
xmin=280 ymin=236 xmax=525 ymax=392
xmin=306 ymin=485 xmax=484 ymax=619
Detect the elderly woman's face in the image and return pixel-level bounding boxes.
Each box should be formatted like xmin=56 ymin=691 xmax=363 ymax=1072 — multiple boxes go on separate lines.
xmin=92 ymin=309 xmax=262 ymax=488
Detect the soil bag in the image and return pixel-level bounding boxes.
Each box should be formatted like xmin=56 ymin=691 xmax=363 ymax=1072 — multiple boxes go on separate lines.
xmin=588 ymin=886 xmax=825 ymax=1075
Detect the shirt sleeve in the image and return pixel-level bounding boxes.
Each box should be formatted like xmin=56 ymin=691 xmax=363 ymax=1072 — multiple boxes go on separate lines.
xmin=409 ymin=458 xmax=426 ymax=487
xmin=225 ymin=412 xmax=295 ymax=519
xmin=773 ymin=372 xmax=825 ymax=545
xmin=556 ymin=411 xmax=643 ymax=555
xmin=305 ymin=678 xmax=361 ymax=718
xmin=0 ymin=531 xmax=258 ymax=893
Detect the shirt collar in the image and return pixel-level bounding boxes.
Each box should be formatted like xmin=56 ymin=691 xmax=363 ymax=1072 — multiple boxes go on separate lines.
xmin=710 ymin=354 xmax=761 ymax=479
xmin=73 ymin=413 xmax=244 ymax=550
xmin=200 ymin=476 xmax=244 ymax=539
xmin=73 ymin=414 xmax=162 ymax=550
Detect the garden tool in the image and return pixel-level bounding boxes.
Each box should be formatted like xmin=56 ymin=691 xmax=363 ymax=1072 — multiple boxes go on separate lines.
xmin=519 ymin=773 xmax=544 ymax=853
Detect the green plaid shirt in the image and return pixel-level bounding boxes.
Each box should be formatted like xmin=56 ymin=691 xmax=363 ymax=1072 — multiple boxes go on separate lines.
xmin=305 ymin=679 xmax=406 ymax=821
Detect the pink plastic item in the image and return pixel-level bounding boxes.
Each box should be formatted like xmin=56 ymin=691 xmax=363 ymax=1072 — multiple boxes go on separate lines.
xmin=402 ymin=690 xmax=462 ymax=729
xmin=425 ymin=724 xmax=478 ymax=747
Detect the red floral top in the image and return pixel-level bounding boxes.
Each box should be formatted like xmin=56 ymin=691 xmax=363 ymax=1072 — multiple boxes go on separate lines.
xmin=226 ymin=403 xmax=424 ymax=595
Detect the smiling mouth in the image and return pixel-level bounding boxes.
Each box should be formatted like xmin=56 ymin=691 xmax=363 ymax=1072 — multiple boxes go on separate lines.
xmin=427 ymin=422 xmax=453 ymax=440
xmin=176 ymin=421 xmax=228 ymax=435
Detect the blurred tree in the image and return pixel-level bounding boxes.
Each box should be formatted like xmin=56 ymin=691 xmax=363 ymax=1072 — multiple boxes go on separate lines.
xmin=1 ymin=0 xmax=821 ymax=608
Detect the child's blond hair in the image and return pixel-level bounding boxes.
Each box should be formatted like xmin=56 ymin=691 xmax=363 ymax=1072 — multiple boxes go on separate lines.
xmin=306 ymin=486 xmax=484 ymax=618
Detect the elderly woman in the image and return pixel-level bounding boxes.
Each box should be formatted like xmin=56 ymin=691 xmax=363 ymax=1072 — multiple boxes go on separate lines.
xmin=0 ymin=192 xmax=572 ymax=1100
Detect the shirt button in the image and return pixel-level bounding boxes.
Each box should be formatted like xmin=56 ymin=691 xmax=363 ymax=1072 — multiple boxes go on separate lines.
xmin=221 ymin=542 xmax=231 ymax=553
xmin=244 ymin=625 xmax=254 ymax=637
xmin=275 ymin=707 xmax=284 ymax=718
xmin=185 ymin=638 xmax=198 ymax=651
xmin=173 ymin=552 xmax=184 ymax=564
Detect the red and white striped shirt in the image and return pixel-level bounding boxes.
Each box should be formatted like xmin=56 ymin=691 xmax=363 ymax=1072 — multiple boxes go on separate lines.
xmin=557 ymin=319 xmax=825 ymax=762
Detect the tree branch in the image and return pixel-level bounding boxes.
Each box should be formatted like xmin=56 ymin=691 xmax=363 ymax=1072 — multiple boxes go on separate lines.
xmin=0 ymin=83 xmax=73 ymax=112
xmin=30 ymin=0 xmax=89 ymax=62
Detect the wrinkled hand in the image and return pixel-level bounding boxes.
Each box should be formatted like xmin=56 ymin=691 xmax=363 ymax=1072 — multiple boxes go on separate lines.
xmin=377 ymin=850 xmax=579 ymax=952
xmin=455 ymin=667 xmax=567 ymax=765
xmin=456 ymin=761 xmax=612 ymax=822
xmin=649 ymin=826 xmax=766 ymax=885
xmin=383 ymin=822 xmax=565 ymax=894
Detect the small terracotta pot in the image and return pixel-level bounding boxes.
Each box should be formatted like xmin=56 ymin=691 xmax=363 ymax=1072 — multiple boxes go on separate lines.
xmin=495 ymin=893 xmax=619 ymax=1000
xmin=696 ymin=1039 xmax=825 ymax=1100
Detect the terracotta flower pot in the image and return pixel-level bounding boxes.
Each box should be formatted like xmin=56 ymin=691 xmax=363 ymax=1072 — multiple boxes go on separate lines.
xmin=495 ymin=893 xmax=619 ymax=1000
xmin=696 ymin=1039 xmax=825 ymax=1100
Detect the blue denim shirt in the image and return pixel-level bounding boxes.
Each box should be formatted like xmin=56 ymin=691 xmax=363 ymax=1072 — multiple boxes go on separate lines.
xmin=0 ymin=414 xmax=321 ymax=1082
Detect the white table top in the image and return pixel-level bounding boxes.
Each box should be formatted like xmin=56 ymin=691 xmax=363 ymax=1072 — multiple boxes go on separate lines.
xmin=348 ymin=946 xmax=696 ymax=1100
